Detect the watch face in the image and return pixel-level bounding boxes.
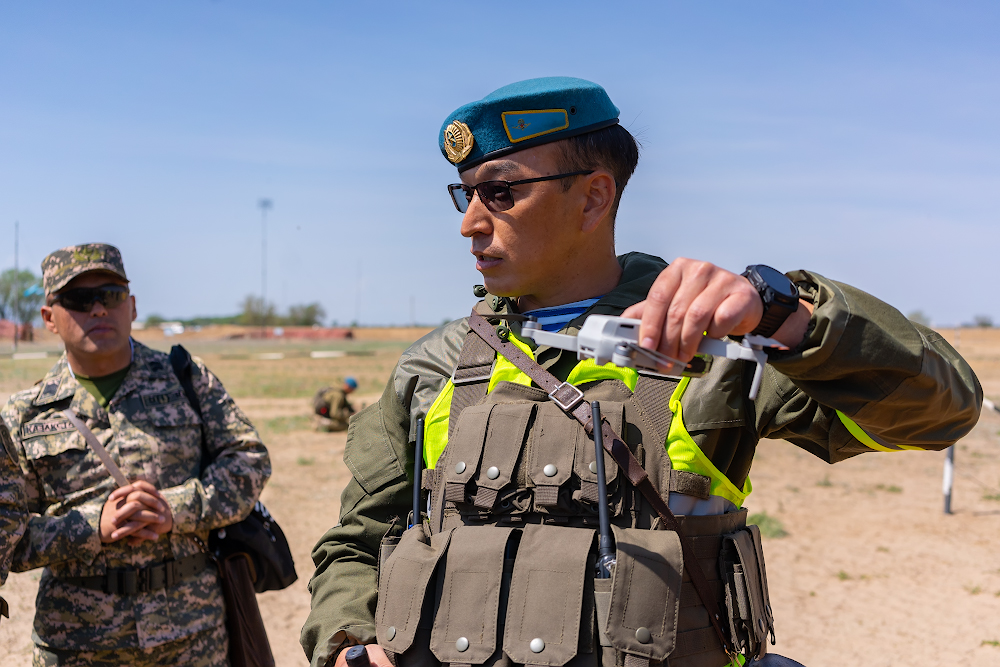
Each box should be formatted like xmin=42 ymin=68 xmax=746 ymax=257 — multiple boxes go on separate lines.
xmin=756 ymin=265 xmax=797 ymax=299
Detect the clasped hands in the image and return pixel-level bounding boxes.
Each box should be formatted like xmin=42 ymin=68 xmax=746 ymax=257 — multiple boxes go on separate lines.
xmin=99 ymin=480 xmax=174 ymax=546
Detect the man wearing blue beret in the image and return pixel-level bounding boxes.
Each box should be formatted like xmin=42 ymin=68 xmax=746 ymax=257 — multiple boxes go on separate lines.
xmin=302 ymin=77 xmax=981 ymax=667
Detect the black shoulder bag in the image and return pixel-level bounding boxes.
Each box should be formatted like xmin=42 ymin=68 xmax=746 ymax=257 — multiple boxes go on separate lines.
xmin=168 ymin=344 xmax=297 ymax=592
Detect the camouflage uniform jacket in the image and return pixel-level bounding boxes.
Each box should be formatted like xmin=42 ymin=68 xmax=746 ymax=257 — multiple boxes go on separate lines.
xmin=301 ymin=252 xmax=982 ymax=667
xmin=1 ymin=340 xmax=271 ymax=650
xmin=0 ymin=421 xmax=27 ymax=584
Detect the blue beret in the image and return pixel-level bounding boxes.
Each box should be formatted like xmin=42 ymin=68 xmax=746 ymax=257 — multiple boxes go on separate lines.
xmin=439 ymin=77 xmax=620 ymax=172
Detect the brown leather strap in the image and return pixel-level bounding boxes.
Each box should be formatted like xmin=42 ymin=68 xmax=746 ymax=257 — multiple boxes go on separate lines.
xmin=467 ymin=311 xmax=735 ymax=657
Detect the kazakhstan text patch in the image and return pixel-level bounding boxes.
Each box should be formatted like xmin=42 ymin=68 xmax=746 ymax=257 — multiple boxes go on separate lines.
xmin=21 ymin=419 xmax=75 ymax=439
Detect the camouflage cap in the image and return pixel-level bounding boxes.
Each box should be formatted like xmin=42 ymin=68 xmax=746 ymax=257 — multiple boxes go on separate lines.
xmin=42 ymin=243 xmax=129 ymax=294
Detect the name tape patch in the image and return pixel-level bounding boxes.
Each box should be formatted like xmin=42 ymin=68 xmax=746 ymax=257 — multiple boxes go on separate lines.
xmin=21 ymin=420 xmax=75 ymax=439
xmin=141 ymin=388 xmax=186 ymax=409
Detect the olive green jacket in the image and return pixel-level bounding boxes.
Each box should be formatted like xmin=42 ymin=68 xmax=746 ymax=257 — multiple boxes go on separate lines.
xmin=301 ymin=252 xmax=981 ymax=666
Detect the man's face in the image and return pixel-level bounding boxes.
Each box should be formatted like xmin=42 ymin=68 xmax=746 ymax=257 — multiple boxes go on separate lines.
xmin=41 ymin=272 xmax=136 ymax=361
xmin=459 ymin=142 xmax=588 ymax=303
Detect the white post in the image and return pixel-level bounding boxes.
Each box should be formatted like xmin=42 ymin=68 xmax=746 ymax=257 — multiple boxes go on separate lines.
xmin=943 ymin=328 xmax=961 ymax=515
xmin=943 ymin=445 xmax=955 ymax=515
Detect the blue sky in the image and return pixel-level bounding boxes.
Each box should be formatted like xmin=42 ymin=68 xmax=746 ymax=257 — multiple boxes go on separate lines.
xmin=1 ymin=2 xmax=997 ymax=326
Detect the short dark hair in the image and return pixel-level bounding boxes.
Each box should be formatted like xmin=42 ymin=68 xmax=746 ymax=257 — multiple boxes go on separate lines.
xmin=557 ymin=124 xmax=640 ymax=223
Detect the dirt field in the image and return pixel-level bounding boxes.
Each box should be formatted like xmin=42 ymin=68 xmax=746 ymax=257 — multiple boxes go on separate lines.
xmin=2 ymin=327 xmax=999 ymax=666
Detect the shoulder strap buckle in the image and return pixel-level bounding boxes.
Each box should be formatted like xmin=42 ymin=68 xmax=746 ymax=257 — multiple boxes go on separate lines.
xmin=451 ymin=366 xmax=493 ymax=386
xmin=548 ymin=382 xmax=584 ymax=412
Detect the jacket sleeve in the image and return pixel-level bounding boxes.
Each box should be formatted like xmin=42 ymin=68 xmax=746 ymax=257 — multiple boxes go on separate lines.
xmin=0 ymin=401 xmax=106 ymax=572
xmin=0 ymin=421 xmax=27 ymax=584
xmin=301 ymin=369 xmax=413 ymax=667
xmin=754 ymin=271 xmax=982 ymax=462
xmin=159 ymin=359 xmax=272 ymax=534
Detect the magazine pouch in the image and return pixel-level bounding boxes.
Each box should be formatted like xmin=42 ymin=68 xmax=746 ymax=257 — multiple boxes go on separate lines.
xmin=502 ymin=524 xmax=595 ymax=666
xmin=377 ymin=524 xmax=455 ymax=665
xmin=378 ymin=534 xmax=401 ymax=588
xmin=441 ymin=404 xmax=493 ymax=507
xmin=604 ymin=526 xmax=684 ymax=666
xmin=429 ymin=526 xmax=515 ymax=665
xmin=720 ymin=524 xmax=775 ymax=660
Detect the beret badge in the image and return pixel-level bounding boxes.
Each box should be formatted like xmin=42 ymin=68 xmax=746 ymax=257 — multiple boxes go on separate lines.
xmin=444 ymin=120 xmax=475 ymax=164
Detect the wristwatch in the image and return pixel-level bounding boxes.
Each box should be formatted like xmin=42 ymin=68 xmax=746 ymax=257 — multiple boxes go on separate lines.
xmin=741 ymin=265 xmax=800 ymax=337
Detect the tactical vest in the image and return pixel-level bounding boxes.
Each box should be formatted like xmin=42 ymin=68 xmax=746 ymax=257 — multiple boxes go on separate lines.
xmin=375 ymin=315 xmax=775 ymax=667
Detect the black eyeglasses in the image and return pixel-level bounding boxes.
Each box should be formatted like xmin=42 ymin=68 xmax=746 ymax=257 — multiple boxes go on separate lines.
xmin=447 ymin=170 xmax=594 ymax=213
xmin=54 ymin=284 xmax=130 ymax=313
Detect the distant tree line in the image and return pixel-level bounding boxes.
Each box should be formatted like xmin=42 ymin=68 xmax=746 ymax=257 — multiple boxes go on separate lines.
xmin=907 ymin=310 xmax=994 ymax=328
xmin=144 ymin=295 xmax=327 ymax=328
xmin=236 ymin=296 xmax=326 ymax=327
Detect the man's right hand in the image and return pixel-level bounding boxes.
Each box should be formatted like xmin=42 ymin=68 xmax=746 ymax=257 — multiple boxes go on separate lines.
xmin=333 ymin=644 xmax=393 ymax=667
xmin=99 ymin=480 xmax=170 ymax=544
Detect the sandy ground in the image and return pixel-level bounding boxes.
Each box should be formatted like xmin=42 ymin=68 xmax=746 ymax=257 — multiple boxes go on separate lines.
xmin=2 ymin=328 xmax=1000 ymax=666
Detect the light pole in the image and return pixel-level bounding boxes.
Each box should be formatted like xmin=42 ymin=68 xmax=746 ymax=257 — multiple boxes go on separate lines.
xmin=258 ymin=199 xmax=273 ymax=340
xmin=13 ymin=221 xmax=19 ymax=351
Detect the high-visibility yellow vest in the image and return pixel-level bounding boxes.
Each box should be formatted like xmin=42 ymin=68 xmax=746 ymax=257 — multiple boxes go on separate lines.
xmin=422 ymin=333 xmax=753 ymax=508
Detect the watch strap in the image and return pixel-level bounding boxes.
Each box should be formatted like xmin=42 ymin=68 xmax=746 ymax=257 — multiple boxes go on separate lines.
xmin=743 ymin=265 xmax=799 ymax=337
xmin=752 ymin=304 xmax=794 ymax=337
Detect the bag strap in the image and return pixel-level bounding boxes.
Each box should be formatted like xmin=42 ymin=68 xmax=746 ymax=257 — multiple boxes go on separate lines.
xmin=467 ymin=310 xmax=736 ymax=658
xmin=168 ymin=345 xmax=210 ymax=473
xmin=62 ymin=409 xmax=129 ymax=488
xmin=169 ymin=345 xmax=202 ymax=420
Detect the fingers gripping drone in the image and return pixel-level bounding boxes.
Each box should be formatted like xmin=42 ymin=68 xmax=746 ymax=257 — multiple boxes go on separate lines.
xmin=521 ymin=315 xmax=786 ymax=400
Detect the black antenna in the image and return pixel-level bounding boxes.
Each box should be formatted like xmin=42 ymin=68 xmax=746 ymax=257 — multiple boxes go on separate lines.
xmin=592 ymin=401 xmax=616 ymax=578
xmin=411 ymin=416 xmax=425 ymax=529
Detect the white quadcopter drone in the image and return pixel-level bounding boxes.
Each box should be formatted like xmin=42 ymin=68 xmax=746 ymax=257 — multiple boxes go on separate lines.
xmin=521 ymin=315 xmax=786 ymax=400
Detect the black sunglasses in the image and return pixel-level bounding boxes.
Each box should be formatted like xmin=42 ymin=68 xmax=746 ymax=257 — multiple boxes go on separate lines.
xmin=447 ymin=170 xmax=594 ymax=213
xmin=54 ymin=284 xmax=130 ymax=313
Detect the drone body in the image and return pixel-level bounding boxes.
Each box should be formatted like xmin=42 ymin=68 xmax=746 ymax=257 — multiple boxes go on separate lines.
xmin=521 ymin=315 xmax=783 ymax=400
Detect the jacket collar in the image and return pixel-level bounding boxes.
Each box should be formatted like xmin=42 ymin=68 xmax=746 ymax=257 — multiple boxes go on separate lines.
xmin=487 ymin=252 xmax=666 ymax=355
xmin=32 ymin=355 xmax=78 ymax=407
xmin=32 ymin=339 xmax=166 ymax=412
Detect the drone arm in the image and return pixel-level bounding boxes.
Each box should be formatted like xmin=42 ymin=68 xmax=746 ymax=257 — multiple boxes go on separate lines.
xmin=696 ymin=337 xmax=769 ymax=400
xmin=520 ymin=328 xmax=581 ymax=354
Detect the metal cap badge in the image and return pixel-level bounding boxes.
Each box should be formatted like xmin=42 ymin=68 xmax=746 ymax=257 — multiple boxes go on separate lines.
xmin=444 ymin=120 xmax=475 ymax=164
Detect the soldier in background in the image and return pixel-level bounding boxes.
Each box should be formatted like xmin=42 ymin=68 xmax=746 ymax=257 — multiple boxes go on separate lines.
xmin=313 ymin=377 xmax=358 ymax=432
xmin=0 ymin=421 xmax=28 ymax=624
xmin=1 ymin=243 xmax=271 ymax=666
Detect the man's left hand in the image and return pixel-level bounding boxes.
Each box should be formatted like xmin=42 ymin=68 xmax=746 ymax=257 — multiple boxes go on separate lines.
xmin=115 ymin=480 xmax=174 ymax=546
xmin=622 ymin=258 xmax=812 ymax=371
